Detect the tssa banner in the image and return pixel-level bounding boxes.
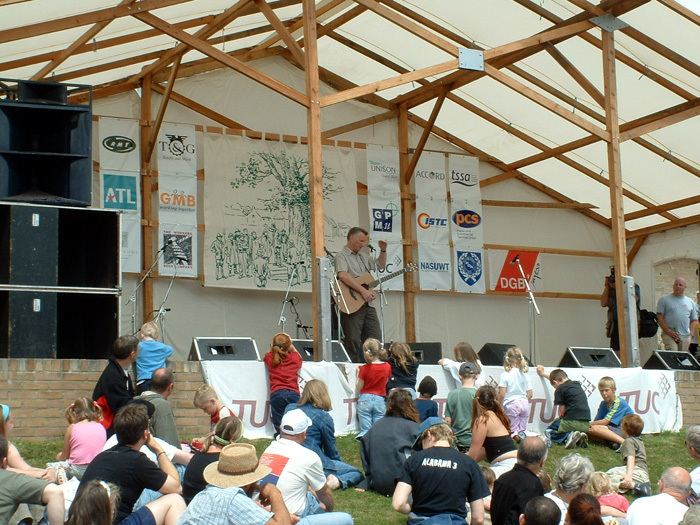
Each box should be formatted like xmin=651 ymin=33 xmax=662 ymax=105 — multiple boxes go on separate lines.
xmin=488 ymin=249 xmax=542 ymax=292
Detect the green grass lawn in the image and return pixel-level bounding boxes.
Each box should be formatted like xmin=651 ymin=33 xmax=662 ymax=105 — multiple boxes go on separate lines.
xmin=15 ymin=432 xmax=697 ymax=525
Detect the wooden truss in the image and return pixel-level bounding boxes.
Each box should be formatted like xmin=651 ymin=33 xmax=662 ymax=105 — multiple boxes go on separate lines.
xmin=2 ymin=0 xmax=699 ymax=362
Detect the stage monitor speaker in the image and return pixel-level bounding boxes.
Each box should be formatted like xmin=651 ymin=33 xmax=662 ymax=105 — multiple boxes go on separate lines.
xmin=478 ymin=342 xmax=532 ymax=366
xmin=189 ymin=337 xmax=260 ymax=361
xmin=408 ymin=342 xmax=442 ymax=365
xmin=293 ymin=339 xmax=350 ymax=363
xmin=559 ymin=347 xmax=621 ymax=368
xmin=643 ymin=350 xmax=700 ymax=371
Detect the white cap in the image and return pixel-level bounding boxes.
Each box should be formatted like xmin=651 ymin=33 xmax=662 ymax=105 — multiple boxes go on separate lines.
xmin=280 ymin=409 xmax=312 ymax=435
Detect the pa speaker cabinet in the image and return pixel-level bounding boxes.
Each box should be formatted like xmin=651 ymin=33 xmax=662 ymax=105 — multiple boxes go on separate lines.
xmin=293 ymin=339 xmax=351 ymax=363
xmin=643 ymin=350 xmax=700 ymax=371
xmin=189 ymin=337 xmax=261 ymax=361
xmin=559 ymin=347 xmax=621 ymax=368
xmin=408 ymin=342 xmax=442 ymax=365
xmin=0 ymin=291 xmax=57 ymax=358
xmin=479 ymin=342 xmax=532 ymax=366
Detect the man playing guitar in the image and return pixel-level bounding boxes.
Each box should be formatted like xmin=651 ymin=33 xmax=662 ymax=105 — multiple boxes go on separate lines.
xmin=335 ymin=227 xmax=387 ymax=362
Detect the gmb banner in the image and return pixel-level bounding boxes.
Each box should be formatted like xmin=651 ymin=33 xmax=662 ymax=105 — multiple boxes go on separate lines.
xmin=158 ymin=174 xmax=197 ymax=226
xmin=366 ymin=145 xmax=402 ymax=242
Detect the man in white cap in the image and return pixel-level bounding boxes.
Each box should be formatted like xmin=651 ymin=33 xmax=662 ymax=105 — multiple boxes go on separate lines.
xmin=180 ymin=442 xmax=292 ymax=525
xmin=260 ymin=409 xmax=353 ymax=524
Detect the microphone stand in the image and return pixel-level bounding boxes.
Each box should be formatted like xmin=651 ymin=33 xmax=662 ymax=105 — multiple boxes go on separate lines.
xmin=278 ymin=262 xmax=298 ymax=333
xmin=124 ymin=243 xmax=168 ymax=335
xmin=154 ymin=260 xmax=179 ymax=343
xmin=288 ymin=299 xmax=311 ymax=339
xmin=325 ymin=249 xmax=348 ymax=342
xmin=513 ymin=257 xmax=541 ymax=364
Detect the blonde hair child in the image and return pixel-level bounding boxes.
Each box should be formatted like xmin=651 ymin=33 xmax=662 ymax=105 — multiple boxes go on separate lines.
xmin=497 ymin=347 xmax=533 ymax=439
xmin=51 ymin=398 xmax=107 ymax=480
xmin=135 ymin=320 xmax=173 ymax=395
xmin=355 ymin=338 xmax=391 ymax=436
xmin=587 ymin=471 xmax=629 ymax=514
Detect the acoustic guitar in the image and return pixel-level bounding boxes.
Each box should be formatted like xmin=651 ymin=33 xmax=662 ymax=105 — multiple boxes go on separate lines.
xmin=335 ymin=263 xmax=417 ymax=314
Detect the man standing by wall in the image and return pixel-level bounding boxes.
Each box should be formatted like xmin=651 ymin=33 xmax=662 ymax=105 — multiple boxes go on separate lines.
xmin=335 ymin=227 xmax=386 ymax=362
xmin=657 ymin=277 xmax=698 ymax=352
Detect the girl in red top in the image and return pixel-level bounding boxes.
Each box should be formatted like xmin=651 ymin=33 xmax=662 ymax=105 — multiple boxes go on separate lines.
xmin=264 ymin=332 xmax=302 ymax=434
xmin=355 ymin=338 xmax=391 ymax=437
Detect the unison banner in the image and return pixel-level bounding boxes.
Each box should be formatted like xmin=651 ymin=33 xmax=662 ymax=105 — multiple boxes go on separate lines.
xmin=99 ymin=117 xmax=140 ymax=172
xmin=366 ymin=145 xmax=402 ymax=241
xmin=418 ymin=243 xmax=452 ymax=291
xmin=156 ymin=122 xmax=197 ymax=175
xmin=203 ymin=134 xmax=358 ymax=290
xmin=202 ymin=361 xmax=682 ymax=438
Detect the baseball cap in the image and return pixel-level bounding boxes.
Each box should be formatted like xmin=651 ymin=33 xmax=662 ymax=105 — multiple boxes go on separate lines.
xmin=280 ymin=409 xmax=312 ymax=435
xmin=412 ymin=416 xmax=446 ymax=450
xmin=459 ymin=361 xmax=479 ymax=376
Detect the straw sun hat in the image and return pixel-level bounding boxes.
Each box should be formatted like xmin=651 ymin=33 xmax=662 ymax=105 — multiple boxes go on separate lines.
xmin=203 ymin=443 xmax=272 ymax=488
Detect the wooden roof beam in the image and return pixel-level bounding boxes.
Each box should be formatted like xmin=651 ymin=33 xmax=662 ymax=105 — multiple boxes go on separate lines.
xmin=625 ymin=195 xmax=700 ymax=221
xmin=0 ymin=0 xmax=188 ymax=44
xmin=627 ymin=214 xmax=700 ymax=238
xmin=403 ymin=90 xmax=447 ymax=184
xmin=253 ymin=0 xmax=305 ymax=66
xmin=321 ymin=109 xmax=398 ymax=139
xmin=146 ymin=56 xmax=181 ymax=161
xmin=545 ymin=44 xmax=605 ymax=107
xmin=627 ymin=235 xmax=647 ymax=266
xmin=133 ymin=11 xmax=308 ymax=106
xmin=657 ymin=0 xmax=700 ymax=26
xmin=152 ymin=84 xmax=250 ymax=130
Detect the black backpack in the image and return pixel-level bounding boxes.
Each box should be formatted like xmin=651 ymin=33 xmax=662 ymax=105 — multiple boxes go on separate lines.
xmin=638 ymin=309 xmax=659 ymax=338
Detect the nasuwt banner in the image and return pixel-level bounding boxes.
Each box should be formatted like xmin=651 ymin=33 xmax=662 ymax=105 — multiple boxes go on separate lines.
xmin=366 ymin=145 xmax=402 ymax=242
xmin=418 ymin=243 xmax=452 ymax=291
xmin=202 ymin=361 xmax=682 ymax=439
xmin=99 ymin=117 xmax=140 ymax=172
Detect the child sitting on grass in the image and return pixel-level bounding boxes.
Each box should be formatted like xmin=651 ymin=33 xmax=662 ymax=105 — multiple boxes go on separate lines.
xmin=588 ymin=471 xmax=629 ymax=514
xmin=414 ymin=376 xmax=438 ymax=422
xmin=191 ymin=384 xmax=233 ymax=452
xmin=606 ymin=414 xmax=651 ymax=497
xmin=588 ymin=376 xmax=634 ymax=449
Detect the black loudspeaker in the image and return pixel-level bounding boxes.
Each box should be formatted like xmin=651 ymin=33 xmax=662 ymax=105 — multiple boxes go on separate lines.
xmin=0 ymin=79 xmax=92 ymax=206
xmin=478 ymin=342 xmax=532 ymax=366
xmin=559 ymin=347 xmax=621 ymax=368
xmin=189 ymin=337 xmax=261 ymax=361
xmin=408 ymin=342 xmax=442 ymax=365
xmin=0 ymin=202 xmax=119 ymax=359
xmin=293 ymin=339 xmax=351 ymax=363
xmin=643 ymin=350 xmax=700 ymax=371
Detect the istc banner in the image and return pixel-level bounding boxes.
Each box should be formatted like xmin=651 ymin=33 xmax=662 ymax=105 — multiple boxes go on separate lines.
xmin=488 ymin=249 xmax=542 ymax=292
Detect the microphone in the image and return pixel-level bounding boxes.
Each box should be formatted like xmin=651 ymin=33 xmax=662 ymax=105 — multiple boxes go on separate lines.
xmin=510 ymin=254 xmax=520 ymax=265
xmin=368 ymin=244 xmax=376 ymax=252
xmin=158 ymin=238 xmax=175 ymax=252
xmin=286 ymin=296 xmax=298 ymax=304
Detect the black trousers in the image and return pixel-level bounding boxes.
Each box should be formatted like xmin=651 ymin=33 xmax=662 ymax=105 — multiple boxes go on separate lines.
xmin=341 ymin=303 xmax=381 ymax=363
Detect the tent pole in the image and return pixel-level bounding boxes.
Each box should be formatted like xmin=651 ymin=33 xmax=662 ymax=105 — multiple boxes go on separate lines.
xmin=139 ymin=75 xmax=155 ymax=327
xmin=302 ymin=0 xmax=325 ymax=360
xmin=602 ymin=29 xmax=629 ymax=366
xmin=398 ymin=104 xmax=416 ymax=342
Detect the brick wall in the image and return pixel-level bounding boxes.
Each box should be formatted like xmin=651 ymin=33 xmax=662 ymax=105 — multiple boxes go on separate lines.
xmin=0 ymin=359 xmax=210 ymax=441
xmin=676 ymin=370 xmax=700 ymax=427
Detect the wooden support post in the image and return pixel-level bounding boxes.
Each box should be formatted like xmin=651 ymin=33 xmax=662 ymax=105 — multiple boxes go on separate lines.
xmin=303 ymin=0 xmax=323 ymax=360
xmin=602 ymin=29 xmax=629 ymax=366
xmin=398 ymin=104 xmax=416 ymax=342
xmin=140 ymin=75 xmax=155 ymax=324
xmin=147 ymin=55 xmax=181 ymax=161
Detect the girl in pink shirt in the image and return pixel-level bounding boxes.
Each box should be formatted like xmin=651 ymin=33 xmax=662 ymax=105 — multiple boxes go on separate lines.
xmin=587 ymin=471 xmax=629 ymax=517
xmin=52 ymin=398 xmax=107 ymax=480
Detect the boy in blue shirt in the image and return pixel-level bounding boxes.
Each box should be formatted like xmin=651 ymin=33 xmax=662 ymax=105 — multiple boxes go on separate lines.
xmin=588 ymin=376 xmax=634 ymax=449
xmin=136 ymin=321 xmax=174 ymax=394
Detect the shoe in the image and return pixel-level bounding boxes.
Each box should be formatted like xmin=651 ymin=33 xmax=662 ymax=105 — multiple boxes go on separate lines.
xmin=612 ymin=443 xmax=622 ymax=452
xmin=633 ymin=482 xmax=652 ymax=498
xmin=577 ymin=433 xmax=589 ymax=448
xmin=55 ymin=467 xmax=67 ymax=485
xmin=541 ymin=433 xmax=552 ymax=449
xmin=326 ymin=474 xmax=341 ymax=490
xmin=564 ymin=431 xmax=581 ymax=449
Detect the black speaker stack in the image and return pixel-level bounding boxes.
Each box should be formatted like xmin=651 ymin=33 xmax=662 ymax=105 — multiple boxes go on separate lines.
xmin=559 ymin=347 xmax=621 ymax=368
xmin=0 ymin=79 xmax=120 ymax=359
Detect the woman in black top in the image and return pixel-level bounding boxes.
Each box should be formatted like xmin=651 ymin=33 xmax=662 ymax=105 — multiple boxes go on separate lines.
xmin=181 ymin=416 xmax=243 ymax=503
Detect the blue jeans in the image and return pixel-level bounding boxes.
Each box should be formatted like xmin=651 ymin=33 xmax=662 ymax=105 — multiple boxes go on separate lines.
xmin=299 ymin=493 xmax=353 ymax=524
xmin=408 ymin=513 xmax=466 ymax=525
xmin=546 ymin=419 xmax=570 ymax=445
xmin=357 ymin=393 xmax=385 ymax=437
xmin=133 ymin=463 xmax=186 ymax=510
xmin=323 ymin=458 xmax=364 ymax=489
xmin=270 ymin=389 xmax=300 ymax=433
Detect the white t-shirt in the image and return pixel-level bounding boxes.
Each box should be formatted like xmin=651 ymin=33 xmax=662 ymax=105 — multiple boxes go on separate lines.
xmin=627 ymin=492 xmax=688 ymax=525
xmin=691 ymin=465 xmax=700 ymax=495
xmin=544 ymin=491 xmax=567 ymax=525
xmin=440 ymin=358 xmax=486 ymax=389
xmin=102 ymin=434 xmax=180 ymax=464
xmin=260 ymin=437 xmax=326 ymax=516
xmin=498 ymin=368 xmax=532 ymax=405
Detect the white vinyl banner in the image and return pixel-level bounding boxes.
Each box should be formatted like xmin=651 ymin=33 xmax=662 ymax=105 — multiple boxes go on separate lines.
xmin=453 ymin=245 xmax=486 ymax=293
xmin=374 ymin=242 xmax=406 ymax=291
xmin=366 ymin=145 xmax=402 ymax=241
xmin=99 ymin=117 xmax=140 ymax=172
xmin=203 ymin=134 xmax=358 ymax=290
xmin=413 ymin=151 xmax=447 ymax=199
xmin=415 ymin=198 xmax=450 ymax=244
xmin=121 ymin=213 xmax=142 ymax=273
xmin=158 ymin=174 xmax=197 ymax=226
xmin=202 ymin=362 xmax=682 ymax=438
xmin=418 ymin=243 xmax=452 ymax=291
xmin=159 ymin=225 xmax=197 ymax=277
xmin=156 ymin=123 xmax=197 ymax=175
xmin=448 ymin=155 xmax=483 ymax=246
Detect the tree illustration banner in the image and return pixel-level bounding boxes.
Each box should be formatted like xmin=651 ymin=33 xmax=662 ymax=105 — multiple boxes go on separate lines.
xmin=203 ymin=134 xmax=358 ymax=290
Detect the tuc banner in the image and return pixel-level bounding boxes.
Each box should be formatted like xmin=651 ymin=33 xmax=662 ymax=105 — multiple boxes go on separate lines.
xmin=202 ymin=361 xmax=681 ymax=439
xmin=488 ymin=249 xmax=543 ymax=292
